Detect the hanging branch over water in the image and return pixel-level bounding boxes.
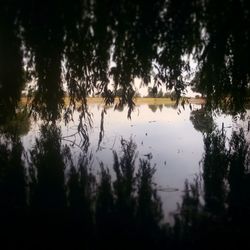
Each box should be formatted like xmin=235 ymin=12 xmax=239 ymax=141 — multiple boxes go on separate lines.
xmin=97 ymin=108 xmax=106 ymax=150
xmin=1 ymin=0 xmax=250 ymax=124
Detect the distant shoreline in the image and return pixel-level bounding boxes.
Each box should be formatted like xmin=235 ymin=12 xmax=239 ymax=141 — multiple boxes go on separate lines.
xmin=133 ymin=97 xmax=206 ymax=105
xmin=20 ymin=96 xmax=206 ymax=106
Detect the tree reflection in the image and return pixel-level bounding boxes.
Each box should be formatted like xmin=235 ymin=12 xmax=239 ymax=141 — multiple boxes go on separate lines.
xmin=203 ymin=130 xmax=228 ymax=215
xmin=0 ymin=138 xmax=26 ymax=209
xmin=190 ymin=107 xmax=215 ymax=134
xmin=148 ymin=104 xmax=174 ymax=113
xmin=228 ymin=129 xmax=250 ymax=230
xmin=1 ymin=122 xmax=250 ymax=248
xmin=174 ymin=128 xmax=250 ymax=249
xmin=0 ymin=108 xmax=30 ymax=136
xmin=29 ymin=125 xmax=67 ymax=210
xmin=148 ymin=104 xmax=158 ymax=113
xmin=0 ymin=124 xmax=165 ymax=249
xmin=0 ymin=137 xmax=27 ymax=248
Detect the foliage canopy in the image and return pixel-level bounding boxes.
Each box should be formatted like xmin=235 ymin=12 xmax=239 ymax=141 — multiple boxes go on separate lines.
xmin=1 ymin=0 xmax=250 ymax=123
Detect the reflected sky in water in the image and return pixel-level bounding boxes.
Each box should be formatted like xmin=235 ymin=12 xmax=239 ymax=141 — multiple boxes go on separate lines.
xmin=21 ymin=104 xmax=249 ymax=221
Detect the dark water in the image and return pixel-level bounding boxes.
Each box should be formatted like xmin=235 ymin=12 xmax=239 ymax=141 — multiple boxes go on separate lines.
xmin=1 ymin=104 xmax=250 ymax=249
xmin=21 ymin=104 xmax=249 ymax=221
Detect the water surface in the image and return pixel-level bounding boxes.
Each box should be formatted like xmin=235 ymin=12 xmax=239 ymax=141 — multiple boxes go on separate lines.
xmin=22 ymin=103 xmax=249 ymax=221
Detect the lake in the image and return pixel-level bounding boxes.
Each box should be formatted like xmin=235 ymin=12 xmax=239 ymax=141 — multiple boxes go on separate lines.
xmin=21 ymin=102 xmax=250 ymax=222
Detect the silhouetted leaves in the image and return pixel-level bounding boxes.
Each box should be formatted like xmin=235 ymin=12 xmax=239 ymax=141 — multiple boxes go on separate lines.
xmin=0 ymin=108 xmax=30 ymax=137
xmin=0 ymin=126 xmax=165 ymax=249
xmin=0 ymin=138 xmax=26 ymax=210
xmin=1 ymin=0 xmax=250 ymax=124
xmin=0 ymin=119 xmax=250 ymax=249
xmin=174 ymin=128 xmax=250 ymax=249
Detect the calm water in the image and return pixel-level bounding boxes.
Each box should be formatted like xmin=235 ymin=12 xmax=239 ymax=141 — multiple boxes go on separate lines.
xmin=22 ymin=103 xmax=250 ymax=221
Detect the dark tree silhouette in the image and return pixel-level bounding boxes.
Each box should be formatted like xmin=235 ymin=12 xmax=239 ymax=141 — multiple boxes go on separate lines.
xmin=173 ymin=128 xmax=250 ymax=249
xmin=0 ymin=125 xmax=167 ymax=249
xmin=0 ymin=138 xmax=26 ymax=210
xmin=228 ymin=129 xmax=250 ymax=228
xmin=1 ymin=0 xmax=250 ymax=124
xmin=1 ymin=1 xmax=250 ymax=248
xmin=147 ymin=87 xmax=158 ymax=98
xmin=0 ymin=108 xmax=30 ymax=136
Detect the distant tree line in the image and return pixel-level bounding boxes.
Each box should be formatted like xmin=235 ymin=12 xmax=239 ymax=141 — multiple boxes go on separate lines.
xmin=146 ymin=87 xmax=179 ymax=100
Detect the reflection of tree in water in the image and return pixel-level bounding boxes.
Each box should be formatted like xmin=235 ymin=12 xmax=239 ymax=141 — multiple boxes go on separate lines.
xmin=203 ymin=131 xmax=228 ymax=215
xmin=0 ymin=137 xmax=27 ymax=249
xmin=29 ymin=125 xmax=67 ymax=210
xmin=190 ymin=108 xmax=215 ymax=134
xmin=228 ymin=130 xmax=250 ymax=228
xmin=148 ymin=104 xmax=167 ymax=113
xmin=0 ymin=124 xmax=164 ymax=249
xmin=148 ymin=104 xmax=158 ymax=113
xmin=173 ymin=128 xmax=250 ymax=249
xmin=1 ymin=124 xmax=250 ymax=248
xmin=0 ymin=138 xmax=26 ymax=209
xmin=0 ymin=108 xmax=30 ymax=136
xmin=158 ymin=104 xmax=163 ymax=112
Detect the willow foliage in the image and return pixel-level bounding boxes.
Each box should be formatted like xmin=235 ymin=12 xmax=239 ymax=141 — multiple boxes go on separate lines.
xmin=1 ymin=0 xmax=250 ymax=123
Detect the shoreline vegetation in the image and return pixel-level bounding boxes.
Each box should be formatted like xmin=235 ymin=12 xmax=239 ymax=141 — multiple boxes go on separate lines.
xmin=20 ymin=96 xmax=206 ymax=107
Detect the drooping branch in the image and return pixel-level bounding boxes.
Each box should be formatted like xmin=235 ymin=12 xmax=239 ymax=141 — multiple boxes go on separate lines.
xmin=1 ymin=0 xmax=250 ymax=124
